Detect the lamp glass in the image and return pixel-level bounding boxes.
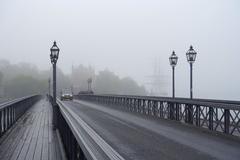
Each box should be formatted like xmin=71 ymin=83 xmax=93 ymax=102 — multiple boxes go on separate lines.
xmin=169 ymin=51 xmax=178 ymax=67
xmin=186 ymin=46 xmax=197 ymax=63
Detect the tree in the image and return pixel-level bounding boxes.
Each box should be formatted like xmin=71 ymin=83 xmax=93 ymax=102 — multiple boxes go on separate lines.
xmin=4 ymin=75 xmax=48 ymax=98
xmin=95 ymin=70 xmax=121 ymax=94
xmin=120 ymin=77 xmax=146 ymax=95
xmin=94 ymin=70 xmax=147 ymax=95
xmin=0 ymin=59 xmax=147 ymax=97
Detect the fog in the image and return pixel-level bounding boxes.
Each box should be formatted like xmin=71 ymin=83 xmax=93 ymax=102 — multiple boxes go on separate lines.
xmin=0 ymin=0 xmax=240 ymax=100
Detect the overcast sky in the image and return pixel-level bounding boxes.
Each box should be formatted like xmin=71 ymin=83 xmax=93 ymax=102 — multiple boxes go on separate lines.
xmin=0 ymin=0 xmax=240 ymax=100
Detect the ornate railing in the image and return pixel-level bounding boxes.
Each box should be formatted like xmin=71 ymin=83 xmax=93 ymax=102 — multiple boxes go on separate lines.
xmin=0 ymin=95 xmax=41 ymax=137
xmin=76 ymin=94 xmax=240 ymax=137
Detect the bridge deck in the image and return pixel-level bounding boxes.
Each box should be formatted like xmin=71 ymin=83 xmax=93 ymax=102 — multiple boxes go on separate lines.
xmin=0 ymin=99 xmax=64 ymax=160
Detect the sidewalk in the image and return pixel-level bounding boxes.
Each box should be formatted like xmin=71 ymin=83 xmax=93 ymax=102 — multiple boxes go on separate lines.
xmin=0 ymin=98 xmax=64 ymax=160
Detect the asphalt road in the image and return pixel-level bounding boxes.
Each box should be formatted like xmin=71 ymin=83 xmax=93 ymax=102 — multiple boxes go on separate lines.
xmin=62 ymin=100 xmax=240 ymax=160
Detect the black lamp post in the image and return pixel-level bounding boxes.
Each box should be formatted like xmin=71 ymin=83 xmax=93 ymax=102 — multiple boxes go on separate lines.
xmin=50 ymin=41 xmax=60 ymax=130
xmin=50 ymin=41 xmax=60 ymax=105
xmin=169 ymin=51 xmax=178 ymax=98
xmin=186 ymin=45 xmax=197 ymax=99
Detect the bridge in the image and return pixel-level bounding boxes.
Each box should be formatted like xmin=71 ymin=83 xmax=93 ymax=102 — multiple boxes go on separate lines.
xmin=0 ymin=94 xmax=239 ymax=160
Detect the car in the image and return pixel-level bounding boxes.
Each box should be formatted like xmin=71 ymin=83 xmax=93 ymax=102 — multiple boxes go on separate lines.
xmin=61 ymin=93 xmax=73 ymax=101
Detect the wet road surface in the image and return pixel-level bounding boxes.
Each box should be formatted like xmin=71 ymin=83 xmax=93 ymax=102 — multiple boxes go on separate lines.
xmin=62 ymin=100 xmax=240 ymax=160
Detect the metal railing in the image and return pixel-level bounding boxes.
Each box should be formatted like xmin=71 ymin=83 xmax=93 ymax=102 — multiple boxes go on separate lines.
xmin=48 ymin=95 xmax=88 ymax=160
xmin=56 ymin=101 xmax=87 ymax=160
xmin=0 ymin=95 xmax=41 ymax=137
xmin=51 ymin=96 xmax=126 ymax=160
xmin=76 ymin=94 xmax=240 ymax=137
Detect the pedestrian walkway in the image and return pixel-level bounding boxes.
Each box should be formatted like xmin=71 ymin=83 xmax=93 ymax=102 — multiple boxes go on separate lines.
xmin=0 ymin=98 xmax=64 ymax=160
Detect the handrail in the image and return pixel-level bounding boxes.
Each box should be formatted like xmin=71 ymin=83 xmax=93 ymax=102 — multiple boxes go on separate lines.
xmin=76 ymin=94 xmax=240 ymax=110
xmin=0 ymin=95 xmax=38 ymax=110
xmin=54 ymin=99 xmax=126 ymax=160
xmin=76 ymin=94 xmax=240 ymax=137
xmin=96 ymin=94 xmax=240 ymax=104
xmin=56 ymin=99 xmax=95 ymax=160
xmin=80 ymin=94 xmax=240 ymax=104
xmin=0 ymin=95 xmax=41 ymax=137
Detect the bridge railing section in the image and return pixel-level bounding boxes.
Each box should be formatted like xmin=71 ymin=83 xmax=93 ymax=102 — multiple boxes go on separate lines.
xmin=0 ymin=95 xmax=41 ymax=137
xmin=76 ymin=94 xmax=240 ymax=137
xmin=49 ymin=96 xmax=89 ymax=160
xmin=52 ymin=96 xmax=127 ymax=160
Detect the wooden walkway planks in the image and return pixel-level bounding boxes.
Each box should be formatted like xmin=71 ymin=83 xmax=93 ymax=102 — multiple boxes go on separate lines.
xmin=0 ymin=98 xmax=64 ymax=160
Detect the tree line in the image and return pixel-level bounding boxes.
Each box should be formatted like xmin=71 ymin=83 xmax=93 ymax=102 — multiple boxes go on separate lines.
xmin=0 ymin=59 xmax=146 ymax=98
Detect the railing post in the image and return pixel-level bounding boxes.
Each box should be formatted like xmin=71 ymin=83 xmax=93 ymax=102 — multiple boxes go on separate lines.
xmin=130 ymin=99 xmax=133 ymax=112
xmin=12 ymin=106 xmax=15 ymax=125
xmin=0 ymin=111 xmax=2 ymax=136
xmin=137 ymin=99 xmax=140 ymax=113
xmin=70 ymin=133 xmax=77 ymax=160
xmin=143 ymin=100 xmax=146 ymax=114
xmin=169 ymin=102 xmax=174 ymax=120
xmin=9 ymin=107 xmax=12 ymax=127
xmin=140 ymin=100 xmax=142 ymax=113
xmin=159 ymin=102 xmax=163 ymax=118
xmin=147 ymin=100 xmax=150 ymax=115
xmin=10 ymin=106 xmax=12 ymax=126
xmin=157 ymin=101 xmax=160 ymax=118
xmin=196 ymin=105 xmax=200 ymax=126
xmin=176 ymin=103 xmax=180 ymax=121
xmin=224 ymin=109 xmax=230 ymax=134
xmin=6 ymin=108 xmax=8 ymax=129
xmin=209 ymin=107 xmax=214 ymax=130
xmin=187 ymin=104 xmax=193 ymax=124
xmin=3 ymin=109 xmax=6 ymax=132
xmin=72 ymin=136 xmax=78 ymax=160
xmin=52 ymin=104 xmax=58 ymax=130
xmin=153 ymin=101 xmax=157 ymax=116
xmin=7 ymin=107 xmax=11 ymax=128
xmin=134 ymin=99 xmax=137 ymax=112
xmin=124 ymin=98 xmax=127 ymax=109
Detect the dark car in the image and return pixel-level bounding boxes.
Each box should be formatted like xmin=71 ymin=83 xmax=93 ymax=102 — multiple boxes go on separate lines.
xmin=61 ymin=93 xmax=73 ymax=101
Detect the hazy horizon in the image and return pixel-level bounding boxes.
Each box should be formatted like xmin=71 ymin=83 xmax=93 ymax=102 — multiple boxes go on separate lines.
xmin=1 ymin=0 xmax=240 ymax=100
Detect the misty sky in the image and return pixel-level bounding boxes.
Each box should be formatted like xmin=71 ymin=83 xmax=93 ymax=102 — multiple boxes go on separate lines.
xmin=0 ymin=0 xmax=240 ymax=100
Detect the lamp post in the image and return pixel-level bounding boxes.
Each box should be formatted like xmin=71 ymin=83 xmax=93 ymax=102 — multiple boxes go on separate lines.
xmin=169 ymin=51 xmax=178 ymax=98
xmin=186 ymin=45 xmax=197 ymax=99
xmin=50 ymin=41 xmax=60 ymax=130
xmin=50 ymin=41 xmax=60 ymax=105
